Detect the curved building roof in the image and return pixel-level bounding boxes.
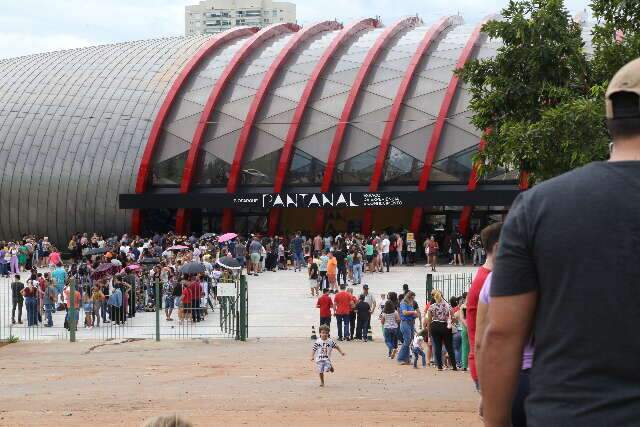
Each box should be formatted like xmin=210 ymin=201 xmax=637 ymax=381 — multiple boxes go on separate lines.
xmin=0 ymin=16 xmax=513 ymax=243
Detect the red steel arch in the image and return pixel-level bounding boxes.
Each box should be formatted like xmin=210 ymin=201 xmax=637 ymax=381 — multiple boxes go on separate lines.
xmin=267 ymin=18 xmax=379 ymax=236
xmin=361 ymin=16 xmax=456 ymax=235
xmin=175 ymin=23 xmax=301 ymax=234
xmin=410 ymin=19 xmax=487 ymax=234
xmin=221 ymin=20 xmax=343 ymax=232
xmin=314 ymin=16 xmax=422 ymax=233
xmin=130 ymin=26 xmax=258 ymax=235
xmin=456 ymin=137 xmax=487 ymax=236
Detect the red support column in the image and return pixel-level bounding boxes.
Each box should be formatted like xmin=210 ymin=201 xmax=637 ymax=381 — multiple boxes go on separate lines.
xmin=175 ymin=23 xmax=300 ymax=234
xmin=362 ymin=16 xmax=457 ymax=235
xmin=410 ymin=19 xmax=488 ymax=234
xmin=316 ymin=16 xmax=422 ymax=232
xmin=267 ymin=18 xmax=380 ymax=236
xmin=130 ymin=27 xmax=258 ymax=235
xmin=457 ymin=137 xmax=488 ymax=236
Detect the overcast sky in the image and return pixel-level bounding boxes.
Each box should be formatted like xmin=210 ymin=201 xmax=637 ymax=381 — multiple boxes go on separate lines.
xmin=0 ymin=0 xmax=592 ymax=59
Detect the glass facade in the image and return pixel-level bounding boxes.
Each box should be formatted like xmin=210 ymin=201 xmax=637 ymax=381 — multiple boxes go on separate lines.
xmin=382 ymin=146 xmax=423 ymax=184
xmin=151 ymin=152 xmax=187 ymax=186
xmin=287 ymin=149 xmax=325 ymax=185
xmin=240 ymin=150 xmax=282 ymax=186
xmin=194 ymin=152 xmax=231 ymax=186
xmin=333 ymin=147 xmax=377 ymax=185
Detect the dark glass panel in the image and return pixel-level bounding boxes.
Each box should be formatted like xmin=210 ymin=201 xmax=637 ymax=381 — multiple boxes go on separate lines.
xmin=286 ymin=148 xmax=325 ymax=185
xmin=241 ymin=149 xmax=282 ymax=186
xmin=151 ymin=151 xmax=187 ymax=186
xmin=194 ymin=151 xmax=230 ymax=186
xmin=333 ymin=147 xmax=377 ymax=185
xmin=382 ymin=146 xmax=424 ymax=184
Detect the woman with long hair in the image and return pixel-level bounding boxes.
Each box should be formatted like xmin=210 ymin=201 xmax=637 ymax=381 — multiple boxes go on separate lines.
xmin=427 ymin=290 xmax=457 ymax=371
xmin=379 ymin=300 xmax=401 ymax=358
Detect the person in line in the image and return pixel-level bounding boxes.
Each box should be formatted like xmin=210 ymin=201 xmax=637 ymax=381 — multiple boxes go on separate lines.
xmin=480 ymin=59 xmax=640 ymax=427
xmin=476 ymin=272 xmax=534 ymax=427
xmin=427 ymin=290 xmax=457 ymax=371
xmin=248 ymin=237 xmax=262 ymax=276
xmin=412 ymin=329 xmax=428 ymax=368
xmin=22 ymin=279 xmax=38 ymax=327
xmin=82 ymin=292 xmax=93 ymax=328
xmin=43 ymin=278 xmax=57 ymax=327
xmin=466 ymin=222 xmax=502 ymax=388
xmin=310 ymin=324 xmax=346 ymax=387
xmin=307 ymin=256 xmax=319 ymax=297
xmin=318 ymin=250 xmax=329 ymax=292
xmin=291 ymin=231 xmax=304 ymax=272
xmin=108 ymin=283 xmax=123 ymax=326
xmin=333 ymin=284 xmax=354 ymax=341
xmin=326 ymin=252 xmax=338 ymax=293
xmin=351 ymin=248 xmax=363 ymax=285
xmin=380 ymin=300 xmax=400 ymax=358
xmin=397 ymin=291 xmax=418 ymax=365
xmin=91 ymin=284 xmax=105 ymax=327
xmin=381 ymin=235 xmax=390 ymax=272
xmin=316 ymin=288 xmax=332 ymax=327
xmin=11 ymin=275 xmax=24 ymax=324
xmin=354 ymin=294 xmax=370 ymax=342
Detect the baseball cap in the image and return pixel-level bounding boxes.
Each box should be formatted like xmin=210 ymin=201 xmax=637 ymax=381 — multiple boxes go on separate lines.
xmin=362 ymin=284 xmax=369 ymax=289
xmin=605 ymin=57 xmax=640 ymax=120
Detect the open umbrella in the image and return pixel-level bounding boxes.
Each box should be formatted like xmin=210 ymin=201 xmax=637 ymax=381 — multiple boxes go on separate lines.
xmin=218 ymin=232 xmax=238 ymax=243
xmin=82 ymin=247 xmax=108 ymax=256
xmin=167 ymin=245 xmax=189 ymax=251
xmin=140 ymin=257 xmax=161 ymax=265
xmin=217 ymin=256 xmax=241 ymax=270
xmin=111 ymin=259 xmax=122 ymax=267
xmin=181 ymin=262 xmax=206 ymax=275
xmin=125 ymin=264 xmax=141 ymax=271
xmin=91 ymin=262 xmax=118 ymax=279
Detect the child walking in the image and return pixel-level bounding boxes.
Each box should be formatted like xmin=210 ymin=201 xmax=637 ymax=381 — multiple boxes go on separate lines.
xmin=412 ymin=329 xmax=428 ymax=368
xmin=311 ymin=325 xmax=345 ymax=386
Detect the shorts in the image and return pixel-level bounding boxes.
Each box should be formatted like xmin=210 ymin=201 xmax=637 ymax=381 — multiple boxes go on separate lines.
xmin=174 ymin=296 xmax=181 ymax=307
xmin=366 ymin=255 xmax=373 ymax=263
xmin=83 ymin=303 xmax=93 ymax=312
xmin=164 ymin=296 xmax=175 ymax=309
xmin=316 ymin=359 xmax=333 ymax=373
xmin=250 ymin=253 xmax=260 ymax=264
xmin=309 ymin=279 xmax=318 ymax=288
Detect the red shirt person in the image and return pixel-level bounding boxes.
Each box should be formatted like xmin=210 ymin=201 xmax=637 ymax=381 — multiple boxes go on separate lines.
xmin=333 ymin=286 xmax=355 ymax=341
xmin=466 ymin=223 xmax=502 ymax=387
xmin=316 ymin=289 xmax=333 ymax=327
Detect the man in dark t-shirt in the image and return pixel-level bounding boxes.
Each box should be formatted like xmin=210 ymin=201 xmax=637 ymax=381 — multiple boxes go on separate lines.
xmin=481 ymin=59 xmax=640 ymax=427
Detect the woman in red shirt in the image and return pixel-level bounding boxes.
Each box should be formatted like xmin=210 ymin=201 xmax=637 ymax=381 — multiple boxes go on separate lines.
xmin=180 ymin=280 xmax=192 ymax=324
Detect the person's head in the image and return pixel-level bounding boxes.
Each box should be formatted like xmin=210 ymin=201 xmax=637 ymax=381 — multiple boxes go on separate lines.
xmin=339 ymin=284 xmax=346 ymax=291
xmin=380 ymin=293 xmax=386 ymax=300
xmin=362 ymin=284 xmax=369 ymax=294
xmin=481 ymin=222 xmax=503 ymax=259
xmin=403 ymin=291 xmax=415 ymax=304
xmin=402 ymin=283 xmax=409 ymax=292
xmin=14 ymin=274 xmax=20 ymax=281
xmin=383 ymin=300 xmax=395 ymax=314
xmin=56 ymin=262 xmax=63 ymax=268
xmin=318 ymin=324 xmax=330 ymax=339
xmin=347 ymin=287 xmax=353 ymax=295
xmin=450 ymin=296 xmax=459 ymax=308
xmin=432 ymin=289 xmax=443 ymax=304
xmin=322 ymin=288 xmax=329 ymax=295
xmin=387 ymin=291 xmax=398 ymax=304
xmin=359 ymin=294 xmax=365 ymax=302
xmin=606 ymin=58 xmax=640 ymax=144
xmin=430 ymin=235 xmax=435 ymax=241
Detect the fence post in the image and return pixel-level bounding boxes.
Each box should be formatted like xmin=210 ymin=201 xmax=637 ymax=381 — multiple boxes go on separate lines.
xmin=69 ymin=279 xmax=76 ymax=343
xmin=239 ymin=275 xmax=247 ymax=341
xmin=155 ymin=280 xmax=160 ymax=342
xmin=426 ymin=274 xmax=433 ymax=303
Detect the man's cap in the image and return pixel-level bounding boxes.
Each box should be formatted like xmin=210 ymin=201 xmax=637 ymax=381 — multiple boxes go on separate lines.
xmin=606 ymin=57 xmax=640 ymax=120
xmin=362 ymin=284 xmax=369 ymax=289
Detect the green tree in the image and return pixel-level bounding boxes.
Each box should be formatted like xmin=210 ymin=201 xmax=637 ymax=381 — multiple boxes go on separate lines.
xmin=458 ymin=0 xmax=617 ymax=184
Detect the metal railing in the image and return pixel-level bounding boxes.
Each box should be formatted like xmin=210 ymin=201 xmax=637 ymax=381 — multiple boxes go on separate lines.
xmin=425 ymin=272 xmax=473 ymax=302
xmin=0 ymin=275 xmax=248 ymax=342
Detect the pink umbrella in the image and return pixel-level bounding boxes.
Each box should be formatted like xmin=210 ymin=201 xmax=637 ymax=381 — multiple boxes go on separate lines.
xmin=126 ymin=264 xmax=141 ymax=271
xmin=218 ymin=232 xmax=238 ymax=243
xmin=167 ymin=245 xmax=189 ymax=251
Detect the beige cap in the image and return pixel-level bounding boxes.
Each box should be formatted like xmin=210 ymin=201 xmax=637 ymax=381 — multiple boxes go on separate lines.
xmin=605 ymin=57 xmax=640 ymax=119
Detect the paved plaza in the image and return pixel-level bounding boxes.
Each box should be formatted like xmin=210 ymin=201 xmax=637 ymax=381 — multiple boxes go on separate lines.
xmin=0 ymin=264 xmax=476 ymax=341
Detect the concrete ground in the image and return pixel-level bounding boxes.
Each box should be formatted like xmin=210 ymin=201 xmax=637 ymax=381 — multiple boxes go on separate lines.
xmin=0 ymin=339 xmax=482 ymax=427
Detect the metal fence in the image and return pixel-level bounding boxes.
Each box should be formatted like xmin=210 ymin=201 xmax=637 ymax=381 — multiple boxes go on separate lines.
xmin=0 ymin=275 xmax=248 ymax=342
xmin=425 ymin=272 xmax=473 ymax=302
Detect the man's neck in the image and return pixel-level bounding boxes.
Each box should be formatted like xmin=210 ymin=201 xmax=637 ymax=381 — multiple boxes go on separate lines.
xmin=610 ymin=136 xmax=640 ymax=161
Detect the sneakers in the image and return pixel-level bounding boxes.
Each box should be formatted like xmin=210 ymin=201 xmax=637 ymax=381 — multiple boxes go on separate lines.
xmin=391 ymin=349 xmax=397 ymax=359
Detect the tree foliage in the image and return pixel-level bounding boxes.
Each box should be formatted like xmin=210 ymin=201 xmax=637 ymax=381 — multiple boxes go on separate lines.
xmin=458 ymin=0 xmax=639 ymax=184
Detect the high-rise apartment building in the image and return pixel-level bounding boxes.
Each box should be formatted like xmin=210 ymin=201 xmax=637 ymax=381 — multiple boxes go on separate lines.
xmin=185 ymin=0 xmax=296 ymax=34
